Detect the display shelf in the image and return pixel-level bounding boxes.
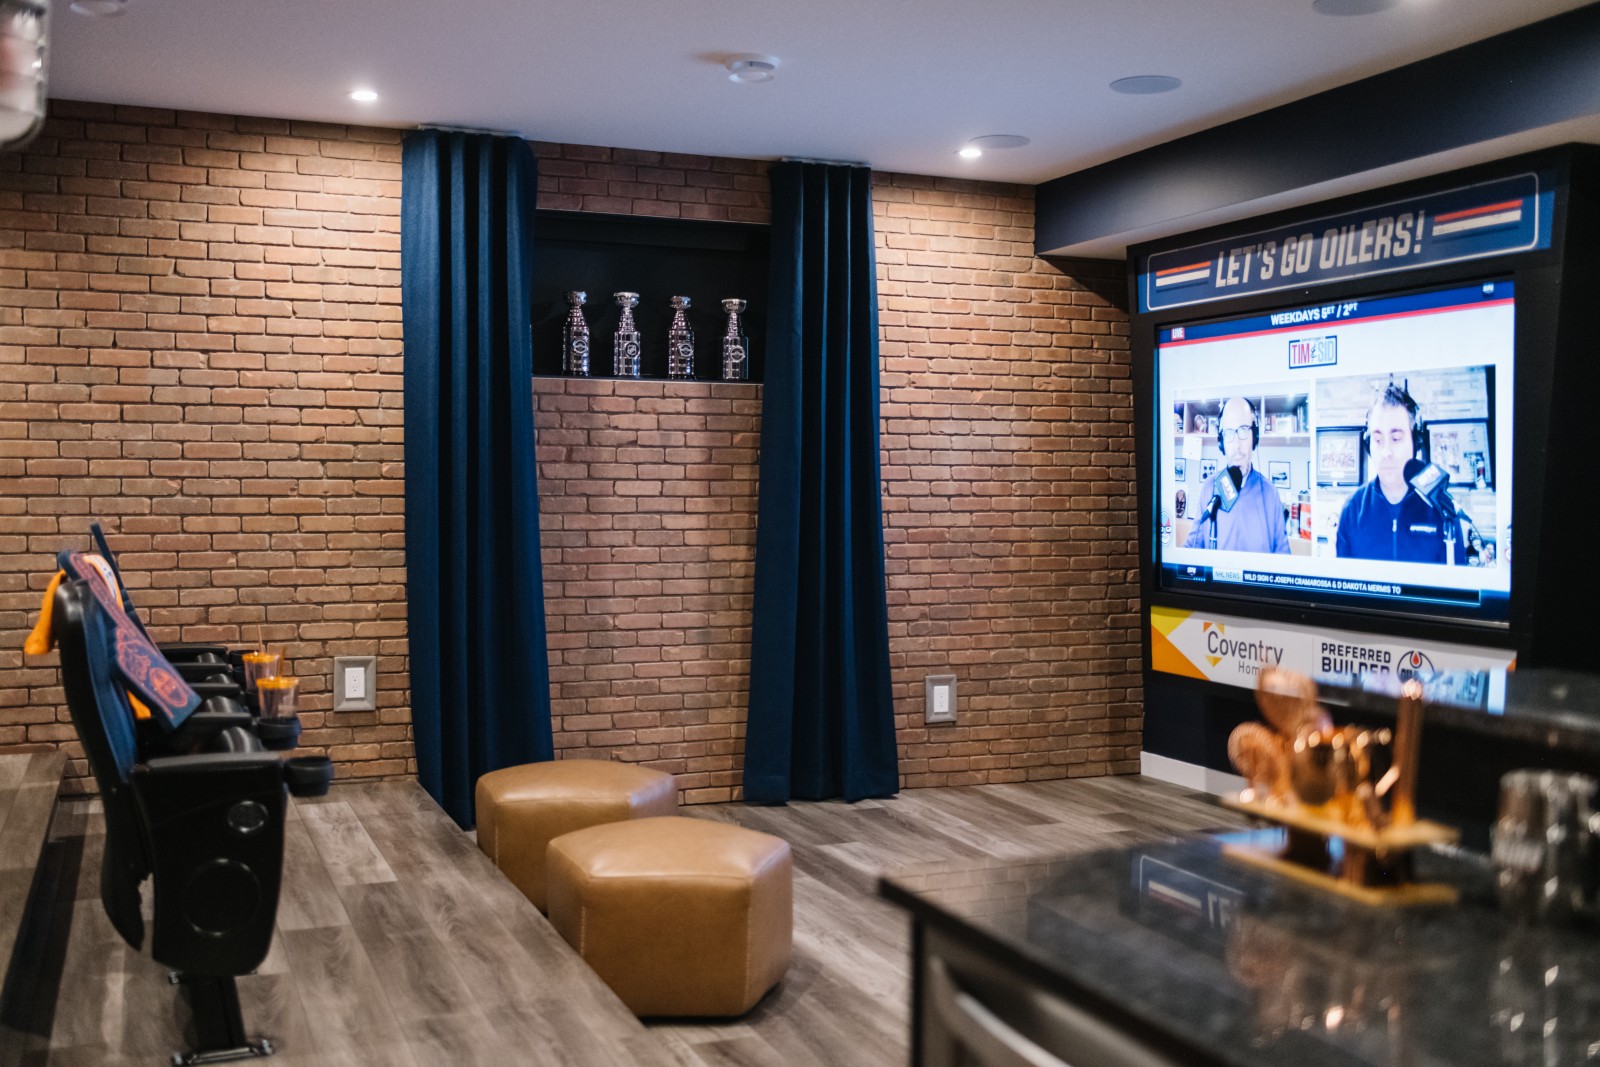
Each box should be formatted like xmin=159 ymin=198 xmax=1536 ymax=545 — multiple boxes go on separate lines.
xmin=1172 ymin=393 xmax=1309 ymax=438
xmin=531 ymin=210 xmax=770 ymax=383
xmin=1175 ymin=432 xmax=1307 ymax=445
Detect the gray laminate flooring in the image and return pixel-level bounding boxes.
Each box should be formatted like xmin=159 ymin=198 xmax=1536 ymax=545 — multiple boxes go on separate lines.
xmin=16 ymin=775 xmax=1239 ymax=1066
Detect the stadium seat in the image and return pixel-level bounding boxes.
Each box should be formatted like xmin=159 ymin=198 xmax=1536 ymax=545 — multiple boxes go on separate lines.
xmin=39 ymin=549 xmax=332 ymax=1065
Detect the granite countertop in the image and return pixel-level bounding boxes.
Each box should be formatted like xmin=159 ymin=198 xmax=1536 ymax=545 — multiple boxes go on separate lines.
xmin=881 ymin=831 xmax=1600 ymax=1067
xmin=1317 ymin=667 xmax=1600 ymax=757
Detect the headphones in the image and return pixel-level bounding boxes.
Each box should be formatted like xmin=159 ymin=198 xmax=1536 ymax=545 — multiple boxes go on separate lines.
xmin=1216 ymin=398 xmax=1260 ymax=453
xmin=1362 ymin=383 xmax=1427 ymax=458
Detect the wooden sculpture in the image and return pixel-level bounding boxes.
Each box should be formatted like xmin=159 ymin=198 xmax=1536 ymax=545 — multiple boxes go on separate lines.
xmin=1222 ymin=667 xmax=1457 ymax=905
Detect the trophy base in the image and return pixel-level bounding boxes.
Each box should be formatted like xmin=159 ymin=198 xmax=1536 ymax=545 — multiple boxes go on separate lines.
xmin=1222 ymin=842 xmax=1458 ymax=906
xmin=1221 ymin=795 xmax=1459 ymax=907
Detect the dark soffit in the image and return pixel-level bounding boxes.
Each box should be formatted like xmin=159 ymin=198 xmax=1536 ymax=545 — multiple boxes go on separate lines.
xmin=1035 ymin=2 xmax=1600 ymax=256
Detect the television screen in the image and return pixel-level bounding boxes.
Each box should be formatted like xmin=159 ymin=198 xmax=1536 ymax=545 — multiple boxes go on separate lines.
xmin=1155 ymin=279 xmax=1513 ymax=624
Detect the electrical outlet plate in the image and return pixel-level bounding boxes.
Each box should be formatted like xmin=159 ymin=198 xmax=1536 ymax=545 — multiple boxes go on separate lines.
xmin=333 ymin=656 xmax=377 ymax=712
xmin=924 ymin=674 xmax=957 ymax=725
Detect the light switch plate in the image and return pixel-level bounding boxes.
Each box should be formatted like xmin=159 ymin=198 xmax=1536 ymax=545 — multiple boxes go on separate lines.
xmin=333 ymin=656 xmax=377 ymax=712
xmin=924 ymin=674 xmax=957 ymax=725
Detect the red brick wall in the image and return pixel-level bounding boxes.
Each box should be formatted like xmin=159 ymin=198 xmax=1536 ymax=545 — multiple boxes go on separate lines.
xmin=0 ymin=102 xmax=409 ymax=793
xmin=527 ymin=148 xmax=1138 ymax=801
xmin=2 ymin=108 xmax=1137 ymax=801
xmin=532 ymin=379 xmax=761 ymax=804
xmin=533 ymin=141 xmax=768 ymax=223
xmin=873 ymin=175 xmax=1141 ymax=785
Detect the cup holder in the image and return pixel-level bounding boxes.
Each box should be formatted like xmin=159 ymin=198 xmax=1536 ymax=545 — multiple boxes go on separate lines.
xmin=254 ymin=716 xmax=302 ymax=752
xmin=285 ymin=756 xmax=334 ymax=798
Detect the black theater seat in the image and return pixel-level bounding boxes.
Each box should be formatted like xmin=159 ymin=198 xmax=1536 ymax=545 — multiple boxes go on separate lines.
xmin=49 ymin=566 xmax=332 ymax=1065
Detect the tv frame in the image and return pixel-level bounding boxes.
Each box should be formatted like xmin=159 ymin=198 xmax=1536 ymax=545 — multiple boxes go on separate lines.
xmin=1130 ymin=146 xmax=1600 ymax=666
xmin=1151 ymin=276 xmax=1514 ymax=627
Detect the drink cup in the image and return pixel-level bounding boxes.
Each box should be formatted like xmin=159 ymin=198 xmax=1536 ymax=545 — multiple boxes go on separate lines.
xmin=256 ymin=675 xmax=299 ymax=721
xmin=241 ymin=651 xmax=279 ymax=692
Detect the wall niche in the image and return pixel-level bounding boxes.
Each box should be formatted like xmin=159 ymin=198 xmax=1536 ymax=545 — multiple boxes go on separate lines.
xmin=531 ymin=211 xmax=770 ymax=382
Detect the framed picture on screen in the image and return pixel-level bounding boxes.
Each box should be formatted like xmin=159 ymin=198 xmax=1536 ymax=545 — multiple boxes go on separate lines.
xmin=1426 ymin=418 xmax=1493 ymax=488
xmin=1316 ymin=427 xmax=1363 ymax=486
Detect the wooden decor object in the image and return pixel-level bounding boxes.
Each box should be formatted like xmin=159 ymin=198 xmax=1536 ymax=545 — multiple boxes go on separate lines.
xmin=1223 ymin=670 xmax=1458 ymax=906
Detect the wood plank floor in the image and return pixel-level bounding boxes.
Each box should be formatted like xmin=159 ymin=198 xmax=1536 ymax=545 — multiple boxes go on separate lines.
xmin=11 ymin=775 xmax=1241 ymax=1066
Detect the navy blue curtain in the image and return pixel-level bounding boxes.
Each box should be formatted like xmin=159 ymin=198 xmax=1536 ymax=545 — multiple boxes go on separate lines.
xmin=743 ymin=162 xmax=899 ymax=803
xmin=401 ymin=130 xmax=553 ymax=828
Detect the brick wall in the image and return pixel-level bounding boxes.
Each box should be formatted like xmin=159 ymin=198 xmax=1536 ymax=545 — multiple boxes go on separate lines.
xmin=0 ymin=102 xmax=409 ymax=793
xmin=532 ymin=140 xmax=769 ymax=223
xmin=873 ymin=176 xmax=1141 ymax=785
xmin=532 ymin=378 xmax=761 ymax=804
xmin=526 ymin=147 xmax=1138 ymax=801
xmin=2 ymin=107 xmax=1136 ymax=802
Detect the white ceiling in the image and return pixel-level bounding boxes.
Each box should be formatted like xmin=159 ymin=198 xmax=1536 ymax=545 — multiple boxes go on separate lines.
xmin=47 ymin=0 xmax=1595 ymax=188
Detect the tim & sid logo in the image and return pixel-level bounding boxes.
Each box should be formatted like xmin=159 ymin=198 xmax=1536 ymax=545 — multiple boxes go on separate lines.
xmin=1288 ymin=335 xmax=1337 ymax=369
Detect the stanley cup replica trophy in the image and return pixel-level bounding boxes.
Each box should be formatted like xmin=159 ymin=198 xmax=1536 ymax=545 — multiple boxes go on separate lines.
xmin=720 ymin=298 xmax=749 ymax=381
xmin=612 ymin=291 xmax=641 ymax=378
xmin=562 ymin=291 xmax=591 ymax=376
xmin=666 ymin=295 xmax=695 ymax=379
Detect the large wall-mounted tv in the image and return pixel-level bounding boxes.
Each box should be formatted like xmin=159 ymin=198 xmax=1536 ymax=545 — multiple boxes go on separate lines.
xmin=1155 ymin=279 xmax=1513 ymax=625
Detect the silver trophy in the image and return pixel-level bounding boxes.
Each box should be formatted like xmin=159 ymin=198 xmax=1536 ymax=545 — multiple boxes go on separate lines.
xmin=666 ymin=296 xmax=695 ymax=380
xmin=562 ymin=291 xmax=591 ymax=376
xmin=612 ymin=291 xmax=641 ymax=378
xmin=721 ymin=298 xmax=749 ymax=381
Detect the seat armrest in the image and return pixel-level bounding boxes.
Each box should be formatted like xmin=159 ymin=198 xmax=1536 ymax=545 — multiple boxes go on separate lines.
xmin=210 ymin=725 xmax=267 ymax=753
xmin=200 ymin=694 xmax=247 ymax=716
xmin=158 ymin=643 xmax=233 ymax=662
xmin=175 ymin=661 xmax=237 ymax=684
xmin=134 ymin=751 xmax=281 ymax=793
xmin=189 ymin=679 xmax=244 ymax=702
xmin=144 ymin=710 xmax=256 ymax=756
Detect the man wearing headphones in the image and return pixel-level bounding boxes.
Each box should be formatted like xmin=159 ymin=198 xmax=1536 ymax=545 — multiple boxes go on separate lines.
xmin=1335 ymin=383 xmax=1464 ymax=563
xmin=1183 ymin=396 xmax=1289 ymax=553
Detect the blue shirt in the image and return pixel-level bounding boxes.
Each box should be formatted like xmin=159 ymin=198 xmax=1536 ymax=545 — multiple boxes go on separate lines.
xmin=1335 ymin=480 xmax=1466 ymax=564
xmin=1183 ymin=468 xmax=1289 ymax=554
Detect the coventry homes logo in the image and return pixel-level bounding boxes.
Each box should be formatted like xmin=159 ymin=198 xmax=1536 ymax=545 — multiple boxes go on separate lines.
xmin=1288 ymin=335 xmax=1337 ymax=369
xmin=1202 ymin=622 xmax=1284 ymax=679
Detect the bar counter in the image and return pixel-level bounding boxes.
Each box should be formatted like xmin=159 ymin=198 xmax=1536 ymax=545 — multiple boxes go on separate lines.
xmin=881 ymin=830 xmax=1600 ymax=1066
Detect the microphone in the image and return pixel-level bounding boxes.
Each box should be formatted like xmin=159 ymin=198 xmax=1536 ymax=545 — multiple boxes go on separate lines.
xmin=1199 ymin=465 xmax=1244 ymax=523
xmin=1407 ymin=458 xmax=1477 ymax=563
xmin=1405 ymin=458 xmax=1450 ymax=508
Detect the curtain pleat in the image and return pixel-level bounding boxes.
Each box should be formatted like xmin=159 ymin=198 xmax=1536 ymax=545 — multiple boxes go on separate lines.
xmin=401 ymin=131 xmax=553 ymax=828
xmin=744 ymin=162 xmax=898 ymax=803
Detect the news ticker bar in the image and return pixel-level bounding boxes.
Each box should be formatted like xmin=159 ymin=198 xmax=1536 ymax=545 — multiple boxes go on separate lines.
xmin=1170 ymin=564 xmax=1484 ymax=607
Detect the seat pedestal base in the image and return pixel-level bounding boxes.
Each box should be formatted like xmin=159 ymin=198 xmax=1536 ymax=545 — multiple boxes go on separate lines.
xmin=170 ymin=973 xmax=274 ymax=1066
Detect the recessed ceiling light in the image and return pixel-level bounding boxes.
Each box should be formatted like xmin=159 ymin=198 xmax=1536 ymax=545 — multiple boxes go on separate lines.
xmin=958 ymin=146 xmax=983 ymax=160
xmin=70 ymin=0 xmax=127 ymax=16
xmin=726 ymin=55 xmax=779 ymax=84
xmin=1312 ymin=0 xmax=1397 ymax=13
xmin=1110 ymin=75 xmax=1182 ymax=95
xmin=349 ymin=89 xmax=379 ymax=103
xmin=968 ymin=134 xmax=1031 ymax=151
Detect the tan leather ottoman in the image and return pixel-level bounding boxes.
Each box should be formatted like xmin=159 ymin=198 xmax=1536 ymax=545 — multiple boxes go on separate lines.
xmin=546 ymin=816 xmax=793 ymax=1017
xmin=475 ymin=759 xmax=677 ymax=912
